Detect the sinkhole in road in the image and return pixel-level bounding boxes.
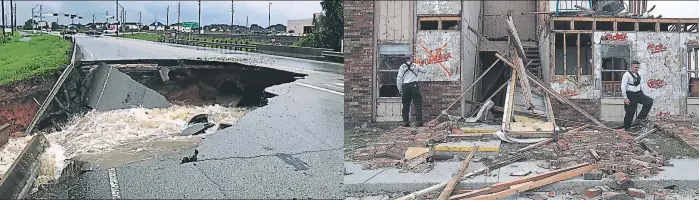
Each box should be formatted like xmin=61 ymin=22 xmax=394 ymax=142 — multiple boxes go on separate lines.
xmin=0 ymin=59 xmax=307 ymax=195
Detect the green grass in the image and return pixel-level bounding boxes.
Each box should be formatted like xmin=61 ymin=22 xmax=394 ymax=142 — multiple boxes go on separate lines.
xmin=0 ymin=34 xmax=71 ymax=86
xmin=119 ymin=33 xmax=160 ymax=42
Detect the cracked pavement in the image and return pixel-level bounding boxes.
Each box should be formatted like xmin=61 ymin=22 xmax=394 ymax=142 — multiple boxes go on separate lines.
xmin=28 ymin=35 xmax=343 ymax=199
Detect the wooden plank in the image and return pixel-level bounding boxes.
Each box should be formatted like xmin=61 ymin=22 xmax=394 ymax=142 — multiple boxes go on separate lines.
xmin=613 ymin=22 xmax=618 ymax=31
xmin=545 ymin=93 xmax=556 ymax=124
xmin=550 ymin=33 xmax=556 ymax=81
xmin=449 ymin=163 xmax=591 ymax=200
xmin=438 ymin=144 xmax=478 ymax=200
xmin=468 ymin=164 xmax=595 ymax=200
xmin=419 ymin=16 xmax=461 ymax=21
xmin=551 ymin=17 xmax=698 ymax=23
xmin=592 ymin=21 xmax=597 ymax=31
xmin=0 ymin=124 xmax=8 ymax=132
xmin=514 ymin=138 xmax=553 ymax=153
xmin=569 ymin=20 xmax=575 ymax=30
xmin=494 ymin=54 xmax=608 ymax=128
xmin=552 ymin=30 xmax=594 ymax=33
xmin=577 ymin=33 xmax=581 ymax=81
xmin=563 ymin=33 xmax=567 ymax=76
xmin=503 ymin=71 xmax=518 ymax=131
xmin=508 ymin=122 xmax=555 ymax=132
xmin=634 ymin=22 xmax=639 ymax=31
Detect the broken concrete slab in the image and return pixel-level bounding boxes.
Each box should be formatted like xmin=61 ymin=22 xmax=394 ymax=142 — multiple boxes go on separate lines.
xmin=180 ymin=123 xmax=215 ymax=136
xmin=434 ymin=140 xmax=500 ymax=157
xmin=404 ymin=147 xmax=430 ymax=160
xmin=85 ymin=63 xmax=171 ymax=111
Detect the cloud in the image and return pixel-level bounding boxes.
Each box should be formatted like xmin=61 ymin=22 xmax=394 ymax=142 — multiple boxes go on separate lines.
xmin=6 ymin=1 xmax=322 ymax=26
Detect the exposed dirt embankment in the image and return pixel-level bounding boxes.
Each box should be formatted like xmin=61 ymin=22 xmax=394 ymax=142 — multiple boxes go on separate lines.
xmin=0 ymin=74 xmax=58 ymax=135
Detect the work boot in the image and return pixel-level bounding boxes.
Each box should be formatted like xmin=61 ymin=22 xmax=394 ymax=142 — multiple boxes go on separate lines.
xmin=403 ymin=122 xmax=410 ymax=127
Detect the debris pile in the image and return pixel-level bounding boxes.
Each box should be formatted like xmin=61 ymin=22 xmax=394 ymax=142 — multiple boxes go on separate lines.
xmin=653 ymin=115 xmax=699 ymax=151
xmin=352 ymin=126 xmax=447 ymax=171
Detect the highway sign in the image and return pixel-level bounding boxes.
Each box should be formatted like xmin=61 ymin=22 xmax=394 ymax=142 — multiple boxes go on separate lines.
xmin=181 ymin=22 xmax=199 ymax=28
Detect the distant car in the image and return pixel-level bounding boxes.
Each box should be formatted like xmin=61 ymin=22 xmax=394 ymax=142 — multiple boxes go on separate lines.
xmin=86 ymin=30 xmax=102 ymax=37
xmin=62 ymin=29 xmax=77 ymax=35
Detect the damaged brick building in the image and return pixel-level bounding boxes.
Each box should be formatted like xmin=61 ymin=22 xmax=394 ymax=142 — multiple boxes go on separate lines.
xmin=344 ymin=0 xmax=698 ymax=124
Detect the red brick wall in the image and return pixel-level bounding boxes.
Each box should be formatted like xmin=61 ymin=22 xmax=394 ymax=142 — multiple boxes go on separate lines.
xmin=344 ymin=0 xmax=374 ymax=122
xmin=420 ymin=82 xmax=462 ymax=122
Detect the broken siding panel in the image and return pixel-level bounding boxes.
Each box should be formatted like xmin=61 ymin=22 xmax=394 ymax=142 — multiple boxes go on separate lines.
xmin=377 ymin=1 xmax=412 ymax=43
xmin=416 ymin=1 xmax=461 ymax=15
xmin=482 ymin=1 xmax=537 ymax=41
xmin=415 ymin=31 xmax=461 ymax=81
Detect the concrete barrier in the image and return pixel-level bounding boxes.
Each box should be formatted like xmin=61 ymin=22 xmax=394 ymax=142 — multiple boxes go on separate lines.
xmin=0 ymin=133 xmax=49 ymax=199
xmin=255 ymin=44 xmax=333 ymax=60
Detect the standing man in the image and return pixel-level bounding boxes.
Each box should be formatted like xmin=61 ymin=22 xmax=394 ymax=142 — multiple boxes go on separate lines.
xmin=621 ymin=60 xmax=654 ymax=131
xmin=396 ymin=57 xmax=427 ymax=127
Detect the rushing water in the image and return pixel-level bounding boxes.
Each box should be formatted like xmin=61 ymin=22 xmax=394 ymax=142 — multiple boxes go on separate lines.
xmin=0 ymin=104 xmax=248 ymax=185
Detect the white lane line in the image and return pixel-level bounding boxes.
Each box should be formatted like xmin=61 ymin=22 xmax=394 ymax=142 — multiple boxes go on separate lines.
xmin=333 ymin=82 xmax=344 ymax=87
xmin=107 ymin=168 xmax=121 ymax=199
xmin=84 ymin=47 xmax=95 ymax=61
xmin=295 ymin=82 xmax=344 ymax=95
xmin=324 ymin=84 xmax=344 ymax=90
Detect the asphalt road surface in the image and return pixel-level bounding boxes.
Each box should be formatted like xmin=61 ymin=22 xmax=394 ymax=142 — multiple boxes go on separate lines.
xmin=33 ymin=35 xmax=344 ymax=199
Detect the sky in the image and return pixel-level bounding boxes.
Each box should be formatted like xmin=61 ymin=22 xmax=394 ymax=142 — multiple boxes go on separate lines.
xmin=2 ymin=1 xmax=697 ymax=27
xmin=4 ymin=1 xmax=322 ymax=27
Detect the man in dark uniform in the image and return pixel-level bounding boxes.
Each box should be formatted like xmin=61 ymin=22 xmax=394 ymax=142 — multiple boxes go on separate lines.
xmin=396 ymin=57 xmax=427 ymax=127
xmin=621 ymin=60 xmax=654 ymax=131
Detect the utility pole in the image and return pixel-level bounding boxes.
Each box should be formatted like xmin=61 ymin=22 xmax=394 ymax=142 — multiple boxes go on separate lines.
xmin=198 ymin=0 xmax=201 ymax=34
xmin=1 ymin=0 xmax=5 ymax=40
xmin=139 ymin=11 xmax=141 ymax=31
xmin=115 ymin=0 xmax=119 ymax=36
xmin=39 ymin=5 xmax=43 ymax=30
xmin=166 ymin=5 xmax=169 ymax=29
xmin=106 ymin=11 xmax=109 ymax=30
xmin=9 ymin=0 xmax=12 ymax=34
xmin=177 ymin=2 xmax=180 ymax=32
xmin=268 ymin=3 xmax=271 ymax=30
xmin=230 ymin=1 xmax=234 ymax=35
xmin=245 ymin=16 xmax=248 ymax=35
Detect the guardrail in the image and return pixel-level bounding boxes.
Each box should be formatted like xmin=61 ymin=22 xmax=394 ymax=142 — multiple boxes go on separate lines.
xmin=0 ymin=133 xmax=49 ymax=199
xmin=159 ymin=38 xmax=344 ymax=63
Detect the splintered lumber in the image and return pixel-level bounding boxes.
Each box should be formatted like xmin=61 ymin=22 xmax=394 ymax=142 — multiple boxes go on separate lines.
xmin=493 ymin=53 xmax=607 ymax=128
xmin=513 ymin=138 xmax=553 ymax=154
xmin=438 ymin=144 xmax=479 ymax=200
xmin=512 ymin=46 xmax=534 ymax=111
xmin=395 ymin=154 xmax=527 ymax=200
xmin=448 ymin=163 xmax=594 ymax=200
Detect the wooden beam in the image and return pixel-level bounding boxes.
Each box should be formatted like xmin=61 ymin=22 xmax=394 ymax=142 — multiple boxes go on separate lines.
xmin=551 ymin=17 xmax=698 ymax=24
xmin=493 ymin=54 xmax=608 ymax=128
xmin=552 ymin=30 xmax=593 ymax=33
xmin=438 ymin=144 xmax=478 ymax=200
xmin=655 ymin=23 xmax=661 ymax=32
xmin=613 ymin=22 xmax=618 ymax=31
xmin=419 ymin=16 xmax=462 ymax=21
xmin=550 ymin=33 xmax=556 ymax=81
xmin=577 ymin=33 xmax=581 ymax=81
xmin=545 ymin=93 xmax=556 ymax=123
xmin=634 ymin=22 xmax=639 ymax=32
xmin=592 ymin=21 xmax=597 ymax=31
xmin=449 ymin=163 xmax=592 ymax=199
xmin=569 ymin=20 xmax=575 ymax=30
xmin=563 ymin=33 xmax=567 ymax=76
xmin=467 ymin=164 xmax=595 ymax=200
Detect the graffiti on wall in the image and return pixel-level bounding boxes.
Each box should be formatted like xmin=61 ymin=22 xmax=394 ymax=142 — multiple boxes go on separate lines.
xmin=646 ymin=79 xmax=666 ymax=89
xmin=416 ymin=40 xmax=452 ymax=77
xmin=688 ymin=40 xmax=698 ymax=45
xmin=647 ymin=43 xmax=667 ymax=54
xmin=559 ymin=88 xmax=578 ymax=97
xmin=600 ymin=33 xmax=628 ymax=41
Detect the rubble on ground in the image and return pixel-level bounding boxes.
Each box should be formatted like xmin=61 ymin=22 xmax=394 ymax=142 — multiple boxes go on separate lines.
xmin=653 ymin=115 xmax=699 ymax=151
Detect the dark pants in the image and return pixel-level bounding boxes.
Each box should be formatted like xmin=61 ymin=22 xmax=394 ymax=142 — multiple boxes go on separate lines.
xmin=401 ymin=82 xmax=423 ymax=123
xmin=624 ymin=91 xmax=654 ymax=129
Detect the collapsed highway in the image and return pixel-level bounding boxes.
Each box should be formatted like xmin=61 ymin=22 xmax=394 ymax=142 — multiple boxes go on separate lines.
xmin=1 ymin=34 xmax=344 ymax=199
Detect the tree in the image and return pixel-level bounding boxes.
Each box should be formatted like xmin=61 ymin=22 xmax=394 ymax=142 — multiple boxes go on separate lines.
xmin=23 ymin=19 xmax=36 ymax=30
xmin=298 ymin=0 xmax=343 ymax=52
xmin=51 ymin=22 xmax=58 ymax=31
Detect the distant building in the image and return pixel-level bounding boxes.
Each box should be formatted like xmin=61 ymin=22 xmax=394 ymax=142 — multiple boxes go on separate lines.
xmin=149 ymin=22 xmax=166 ymax=31
xmin=286 ymin=19 xmax=313 ymax=36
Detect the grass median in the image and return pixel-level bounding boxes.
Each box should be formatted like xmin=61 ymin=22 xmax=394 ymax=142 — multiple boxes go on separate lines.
xmin=0 ymin=33 xmax=72 ymax=86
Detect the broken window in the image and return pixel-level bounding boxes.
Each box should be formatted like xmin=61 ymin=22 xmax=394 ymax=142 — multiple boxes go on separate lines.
xmin=600 ymin=44 xmax=631 ymax=97
xmin=554 ymin=33 xmax=592 ymax=77
xmin=688 ymin=47 xmax=699 ymax=97
xmin=418 ymin=16 xmax=460 ymax=31
xmin=377 ymin=44 xmax=412 ymax=97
